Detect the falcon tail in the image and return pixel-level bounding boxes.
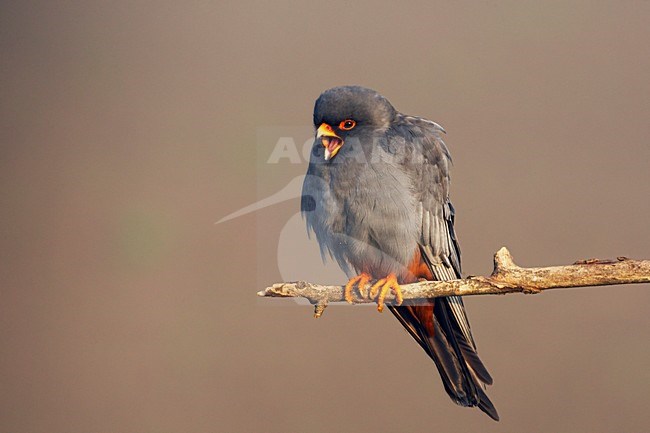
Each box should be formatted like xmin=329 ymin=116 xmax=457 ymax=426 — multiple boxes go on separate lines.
xmin=389 ymin=301 xmax=499 ymax=421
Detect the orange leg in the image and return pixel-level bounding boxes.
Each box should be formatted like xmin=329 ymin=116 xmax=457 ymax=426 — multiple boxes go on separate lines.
xmin=344 ymin=273 xmax=372 ymax=304
xmin=368 ymin=273 xmax=404 ymax=312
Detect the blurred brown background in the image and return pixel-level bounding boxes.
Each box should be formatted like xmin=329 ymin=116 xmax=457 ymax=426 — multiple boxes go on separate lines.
xmin=1 ymin=1 xmax=649 ymax=432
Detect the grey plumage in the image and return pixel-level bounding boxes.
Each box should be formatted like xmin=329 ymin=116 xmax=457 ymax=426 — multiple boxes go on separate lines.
xmin=301 ymin=86 xmax=498 ymax=421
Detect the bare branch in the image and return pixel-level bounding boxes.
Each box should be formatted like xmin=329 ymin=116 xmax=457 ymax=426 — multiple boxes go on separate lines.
xmin=257 ymin=247 xmax=650 ymax=317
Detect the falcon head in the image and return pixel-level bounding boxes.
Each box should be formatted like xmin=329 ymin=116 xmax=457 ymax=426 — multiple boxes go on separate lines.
xmin=313 ymin=86 xmax=396 ymax=160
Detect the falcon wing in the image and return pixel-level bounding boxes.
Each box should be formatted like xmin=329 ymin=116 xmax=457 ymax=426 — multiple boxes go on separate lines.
xmin=388 ymin=117 xmax=498 ymax=420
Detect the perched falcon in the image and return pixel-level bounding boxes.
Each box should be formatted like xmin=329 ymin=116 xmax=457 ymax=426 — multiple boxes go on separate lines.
xmin=301 ymin=86 xmax=498 ymax=421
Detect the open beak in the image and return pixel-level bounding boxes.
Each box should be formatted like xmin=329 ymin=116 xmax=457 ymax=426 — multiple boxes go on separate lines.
xmin=317 ymin=123 xmax=343 ymax=160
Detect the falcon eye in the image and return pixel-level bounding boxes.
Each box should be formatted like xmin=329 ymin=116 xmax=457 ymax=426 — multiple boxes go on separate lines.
xmin=339 ymin=119 xmax=356 ymax=130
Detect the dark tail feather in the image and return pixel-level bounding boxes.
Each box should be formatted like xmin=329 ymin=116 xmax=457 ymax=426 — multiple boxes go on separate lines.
xmin=477 ymin=384 xmax=500 ymax=421
xmin=454 ymin=333 xmax=493 ymax=385
xmin=389 ymin=301 xmax=499 ymax=421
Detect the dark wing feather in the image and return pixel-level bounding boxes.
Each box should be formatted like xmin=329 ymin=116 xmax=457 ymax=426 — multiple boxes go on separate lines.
xmin=388 ymin=116 xmax=498 ymax=420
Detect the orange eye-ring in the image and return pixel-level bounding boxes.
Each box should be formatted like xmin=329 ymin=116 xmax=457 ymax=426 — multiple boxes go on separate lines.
xmin=339 ymin=119 xmax=356 ymax=130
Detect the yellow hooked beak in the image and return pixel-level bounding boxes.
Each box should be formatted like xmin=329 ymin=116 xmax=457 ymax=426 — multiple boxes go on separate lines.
xmin=317 ymin=123 xmax=343 ymax=160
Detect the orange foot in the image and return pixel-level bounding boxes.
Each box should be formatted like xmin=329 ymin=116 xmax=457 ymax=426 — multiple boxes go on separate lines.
xmin=344 ymin=273 xmax=372 ymax=304
xmin=369 ymin=273 xmax=404 ymax=312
